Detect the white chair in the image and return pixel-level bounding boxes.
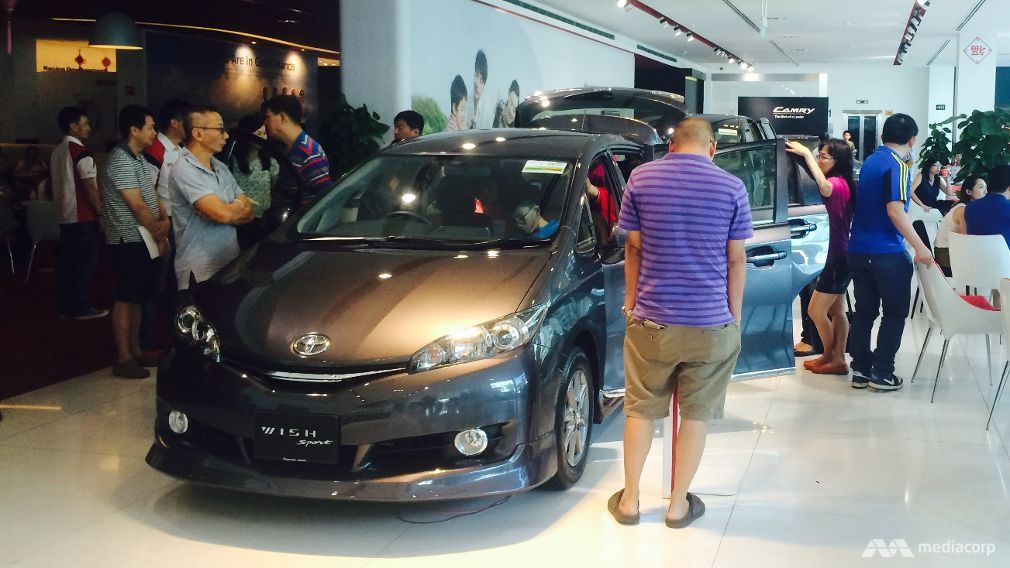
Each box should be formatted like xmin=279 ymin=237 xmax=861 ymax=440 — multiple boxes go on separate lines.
xmin=986 ymin=278 xmax=1010 ymax=430
xmin=910 ymin=219 xmax=939 ymax=319
xmin=25 ymin=199 xmax=60 ymax=283
xmin=911 ymin=262 xmax=1002 ymax=403
xmin=948 ymin=232 xmax=1010 ymax=299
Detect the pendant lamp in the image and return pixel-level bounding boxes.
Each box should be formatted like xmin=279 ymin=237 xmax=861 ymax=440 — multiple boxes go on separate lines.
xmin=89 ymin=12 xmax=142 ymax=50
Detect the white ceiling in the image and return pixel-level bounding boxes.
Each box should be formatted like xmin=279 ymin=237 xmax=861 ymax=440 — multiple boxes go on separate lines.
xmin=535 ymin=0 xmax=1009 ymax=70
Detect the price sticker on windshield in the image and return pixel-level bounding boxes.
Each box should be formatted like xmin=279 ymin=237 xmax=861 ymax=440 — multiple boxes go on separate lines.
xmin=523 ymin=160 xmax=568 ymax=175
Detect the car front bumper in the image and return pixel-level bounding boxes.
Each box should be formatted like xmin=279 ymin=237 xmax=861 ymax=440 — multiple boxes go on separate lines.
xmin=145 ymin=345 xmax=557 ymax=501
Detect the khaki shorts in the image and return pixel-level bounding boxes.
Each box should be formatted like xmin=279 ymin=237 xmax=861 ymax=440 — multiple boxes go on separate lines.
xmin=623 ymin=319 xmax=742 ymax=422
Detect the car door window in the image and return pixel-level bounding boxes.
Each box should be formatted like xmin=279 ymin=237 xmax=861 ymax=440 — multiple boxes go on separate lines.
xmin=610 ymin=148 xmax=645 ymax=186
xmin=587 ymin=153 xmax=623 ymax=245
xmin=713 ymin=144 xmax=777 ymax=225
xmin=744 ymin=119 xmax=760 ymax=143
xmin=712 ymin=119 xmax=745 ymax=146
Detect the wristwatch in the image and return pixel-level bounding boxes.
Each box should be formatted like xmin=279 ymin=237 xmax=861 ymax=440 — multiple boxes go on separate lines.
xmin=621 ymin=305 xmax=633 ymax=318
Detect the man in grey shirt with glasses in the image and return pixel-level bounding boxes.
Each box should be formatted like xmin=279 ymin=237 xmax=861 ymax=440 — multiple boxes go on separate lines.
xmin=169 ymin=106 xmax=253 ymax=290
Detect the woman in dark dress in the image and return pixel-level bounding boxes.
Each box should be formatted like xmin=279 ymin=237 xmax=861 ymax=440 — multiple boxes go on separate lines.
xmin=911 ymin=160 xmax=954 ymax=216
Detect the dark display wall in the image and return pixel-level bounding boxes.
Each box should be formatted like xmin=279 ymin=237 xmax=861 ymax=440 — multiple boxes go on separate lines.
xmin=738 ymin=96 xmax=829 ymax=137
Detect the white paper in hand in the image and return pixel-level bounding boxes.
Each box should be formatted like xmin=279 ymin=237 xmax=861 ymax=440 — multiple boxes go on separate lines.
xmin=137 ymin=226 xmax=161 ymax=259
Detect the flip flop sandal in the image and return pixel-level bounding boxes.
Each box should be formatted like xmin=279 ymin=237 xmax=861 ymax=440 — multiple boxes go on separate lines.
xmin=607 ymin=489 xmax=640 ymax=525
xmin=666 ymin=492 xmax=706 ymax=529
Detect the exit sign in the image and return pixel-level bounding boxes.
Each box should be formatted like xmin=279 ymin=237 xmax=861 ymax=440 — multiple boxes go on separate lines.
xmin=936 ymin=104 xmax=946 ymax=111
xmin=856 ymin=99 xmax=869 ymax=104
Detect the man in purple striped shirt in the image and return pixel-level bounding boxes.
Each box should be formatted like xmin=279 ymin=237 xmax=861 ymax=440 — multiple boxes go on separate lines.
xmin=263 ymin=95 xmax=332 ymax=202
xmin=608 ymin=118 xmax=752 ymax=528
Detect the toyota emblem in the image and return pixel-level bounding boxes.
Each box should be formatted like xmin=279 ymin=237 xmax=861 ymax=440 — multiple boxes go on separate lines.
xmin=292 ymin=333 xmax=330 ymax=357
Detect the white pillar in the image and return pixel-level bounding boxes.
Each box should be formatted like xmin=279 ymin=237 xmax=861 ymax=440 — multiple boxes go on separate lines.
xmin=340 ymin=0 xmax=411 ymax=140
xmin=927 ymin=66 xmax=955 ymax=130
xmin=953 ymin=18 xmax=998 ymax=143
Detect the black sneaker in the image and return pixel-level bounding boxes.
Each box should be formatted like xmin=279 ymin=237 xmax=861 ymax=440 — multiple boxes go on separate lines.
xmin=869 ymin=370 xmax=903 ymax=391
xmin=851 ymin=369 xmax=871 ymax=389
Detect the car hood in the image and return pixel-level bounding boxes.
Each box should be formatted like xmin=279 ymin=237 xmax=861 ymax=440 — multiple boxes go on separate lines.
xmin=194 ymin=241 xmax=553 ymax=368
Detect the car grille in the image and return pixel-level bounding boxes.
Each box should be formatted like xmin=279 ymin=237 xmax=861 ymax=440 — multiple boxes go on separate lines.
xmin=223 ymin=358 xmax=406 ymax=388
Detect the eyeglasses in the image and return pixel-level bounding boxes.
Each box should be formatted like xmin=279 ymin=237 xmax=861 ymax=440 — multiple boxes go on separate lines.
xmin=816 ymin=154 xmax=833 ymax=162
xmin=193 ymin=126 xmax=227 ymax=134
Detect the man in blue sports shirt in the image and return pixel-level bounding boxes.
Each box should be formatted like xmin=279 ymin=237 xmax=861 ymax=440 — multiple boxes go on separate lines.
xmin=848 ymin=113 xmax=934 ymax=392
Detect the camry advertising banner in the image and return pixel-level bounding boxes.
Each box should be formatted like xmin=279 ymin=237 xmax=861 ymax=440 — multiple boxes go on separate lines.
xmin=738 ymin=97 xmax=829 ymax=136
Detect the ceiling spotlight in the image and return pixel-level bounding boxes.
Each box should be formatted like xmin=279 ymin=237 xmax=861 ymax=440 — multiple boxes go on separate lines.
xmin=673 ymin=26 xmax=683 ymax=36
xmin=686 ymin=32 xmax=694 ymax=42
xmin=659 ymin=18 xmax=670 ymax=28
xmin=728 ymin=56 xmax=737 ymax=64
xmin=739 ymin=61 xmax=748 ymax=70
xmin=747 ymin=64 xmax=754 ymax=71
xmin=616 ymin=0 xmax=628 ymax=6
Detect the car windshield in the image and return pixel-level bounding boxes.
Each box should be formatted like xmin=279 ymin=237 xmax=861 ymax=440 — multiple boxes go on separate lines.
xmin=296 ymin=155 xmax=574 ymax=245
xmin=517 ymin=92 xmax=686 ymax=138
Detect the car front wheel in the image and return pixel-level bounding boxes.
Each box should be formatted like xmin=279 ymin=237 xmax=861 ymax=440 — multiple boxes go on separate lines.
xmin=545 ymin=348 xmax=595 ymax=489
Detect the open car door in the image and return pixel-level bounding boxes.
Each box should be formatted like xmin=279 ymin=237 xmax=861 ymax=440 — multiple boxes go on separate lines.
xmin=713 ymin=139 xmax=797 ymax=379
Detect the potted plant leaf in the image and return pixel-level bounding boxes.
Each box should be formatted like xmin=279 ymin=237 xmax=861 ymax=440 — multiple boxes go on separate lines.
xmin=950 ymin=109 xmax=1010 ymax=183
xmin=318 ymin=94 xmax=390 ymax=179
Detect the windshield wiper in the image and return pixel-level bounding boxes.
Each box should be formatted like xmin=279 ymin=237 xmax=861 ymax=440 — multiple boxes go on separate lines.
xmin=382 ymin=236 xmax=478 ymax=249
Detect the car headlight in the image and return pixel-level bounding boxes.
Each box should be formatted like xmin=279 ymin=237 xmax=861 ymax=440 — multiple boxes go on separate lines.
xmin=408 ymin=305 xmax=548 ymax=373
xmin=175 ymin=305 xmax=221 ymax=362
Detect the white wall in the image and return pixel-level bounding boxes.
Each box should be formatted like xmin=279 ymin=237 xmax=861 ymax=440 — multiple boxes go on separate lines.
xmin=707 ymin=65 xmax=930 ymax=153
xmin=928 ymin=66 xmax=956 ymax=129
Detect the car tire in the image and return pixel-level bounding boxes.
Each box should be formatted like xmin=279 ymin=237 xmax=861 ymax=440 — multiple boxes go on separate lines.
xmin=544 ymin=348 xmax=595 ymax=490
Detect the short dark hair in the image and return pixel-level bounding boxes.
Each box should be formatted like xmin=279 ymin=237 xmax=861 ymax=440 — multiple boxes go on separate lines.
xmin=394 ymin=110 xmax=424 ymax=132
xmin=989 ymin=165 xmax=1010 ymax=194
xmin=474 ymin=50 xmax=488 ymax=83
xmin=182 ymin=105 xmax=221 ymax=141
xmin=118 ymin=105 xmax=153 ymax=139
xmin=881 ymin=113 xmax=918 ymax=145
xmin=451 ymin=75 xmax=468 ymax=109
xmin=508 ymin=80 xmax=520 ymax=98
xmin=263 ymin=94 xmax=303 ymax=124
xmin=57 ymin=106 xmax=88 ymax=134
xmin=157 ymin=99 xmax=191 ymax=131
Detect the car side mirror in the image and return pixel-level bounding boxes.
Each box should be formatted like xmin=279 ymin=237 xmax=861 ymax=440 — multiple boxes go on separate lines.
xmin=611 ymin=227 xmax=627 ymax=247
xmin=262 ymin=204 xmax=294 ymax=233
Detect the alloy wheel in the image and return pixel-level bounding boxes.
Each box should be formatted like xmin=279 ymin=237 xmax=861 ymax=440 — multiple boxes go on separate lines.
xmin=562 ymin=368 xmax=591 ymax=467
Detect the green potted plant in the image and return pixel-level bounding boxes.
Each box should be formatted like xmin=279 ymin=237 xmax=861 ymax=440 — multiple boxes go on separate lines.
xmin=918 ymin=115 xmax=957 ymax=171
xmin=318 ymin=94 xmax=390 ymax=179
xmin=950 ymin=109 xmax=1010 ymax=183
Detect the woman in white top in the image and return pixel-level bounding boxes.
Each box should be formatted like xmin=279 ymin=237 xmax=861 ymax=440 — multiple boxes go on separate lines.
xmin=934 ymin=175 xmax=987 ymax=276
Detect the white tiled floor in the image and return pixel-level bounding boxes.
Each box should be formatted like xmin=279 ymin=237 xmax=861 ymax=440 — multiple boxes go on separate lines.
xmin=3 ymin=314 xmax=1010 ymax=567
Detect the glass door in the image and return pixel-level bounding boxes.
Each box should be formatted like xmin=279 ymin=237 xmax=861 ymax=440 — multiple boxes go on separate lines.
xmin=845 ymin=112 xmax=882 ymax=161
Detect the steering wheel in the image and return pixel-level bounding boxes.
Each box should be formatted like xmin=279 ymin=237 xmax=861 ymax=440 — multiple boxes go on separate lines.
xmin=385 ymin=210 xmax=433 ymax=225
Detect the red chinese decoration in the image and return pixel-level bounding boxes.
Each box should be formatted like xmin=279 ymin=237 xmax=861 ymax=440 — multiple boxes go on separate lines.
xmin=74 ymin=49 xmax=85 ymax=69
xmin=102 ymin=56 xmax=111 ymax=71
